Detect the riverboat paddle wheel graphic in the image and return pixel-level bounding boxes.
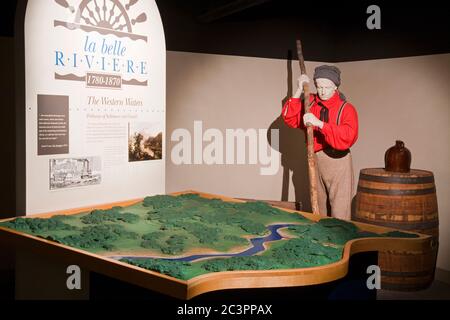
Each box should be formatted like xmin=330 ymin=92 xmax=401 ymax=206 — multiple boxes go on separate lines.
xmin=54 ymin=0 xmax=148 ymax=41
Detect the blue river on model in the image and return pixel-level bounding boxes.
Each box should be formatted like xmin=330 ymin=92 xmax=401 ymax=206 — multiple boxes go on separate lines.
xmin=109 ymin=223 xmax=299 ymax=263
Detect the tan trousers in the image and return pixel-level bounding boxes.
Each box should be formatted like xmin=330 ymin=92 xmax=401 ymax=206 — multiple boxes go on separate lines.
xmin=315 ymin=150 xmax=354 ymax=220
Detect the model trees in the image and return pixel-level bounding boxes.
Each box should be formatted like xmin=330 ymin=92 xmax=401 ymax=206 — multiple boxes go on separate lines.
xmin=198 ymin=236 xmax=343 ymax=275
xmin=121 ymin=258 xmax=190 ymax=280
xmin=143 ymin=194 xmax=183 ymax=209
xmin=48 ymin=224 xmax=139 ymax=251
xmin=141 ymin=232 xmax=187 ymax=255
xmin=239 ymin=221 xmax=266 ymax=235
xmin=181 ymin=223 xmax=220 ymax=244
xmin=81 ymin=207 xmax=139 ymax=224
xmin=2 ymin=217 xmax=76 ymax=233
xmin=163 ymin=235 xmax=188 ymax=255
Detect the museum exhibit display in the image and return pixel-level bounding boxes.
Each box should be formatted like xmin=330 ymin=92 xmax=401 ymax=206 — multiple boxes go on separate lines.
xmin=0 ymin=0 xmax=448 ymax=305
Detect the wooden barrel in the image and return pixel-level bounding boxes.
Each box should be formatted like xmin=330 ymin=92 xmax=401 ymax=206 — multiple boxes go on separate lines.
xmin=353 ymin=168 xmax=439 ymax=291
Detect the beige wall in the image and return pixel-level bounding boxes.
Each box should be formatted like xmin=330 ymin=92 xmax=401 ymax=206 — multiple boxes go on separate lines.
xmin=166 ymin=51 xmax=450 ymax=272
xmin=166 ymin=51 xmax=322 ymax=205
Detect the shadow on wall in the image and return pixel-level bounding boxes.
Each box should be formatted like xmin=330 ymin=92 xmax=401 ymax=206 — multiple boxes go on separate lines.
xmin=267 ymin=50 xmax=311 ymax=212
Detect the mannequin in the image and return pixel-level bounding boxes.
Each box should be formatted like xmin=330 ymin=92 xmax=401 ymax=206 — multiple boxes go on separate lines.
xmin=282 ymin=65 xmax=358 ymax=220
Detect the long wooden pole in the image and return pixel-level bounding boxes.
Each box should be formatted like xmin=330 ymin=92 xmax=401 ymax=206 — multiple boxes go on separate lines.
xmin=296 ymin=39 xmax=320 ymax=215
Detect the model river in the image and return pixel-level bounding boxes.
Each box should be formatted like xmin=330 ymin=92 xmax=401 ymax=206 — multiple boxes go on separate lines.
xmin=109 ymin=223 xmax=298 ymax=262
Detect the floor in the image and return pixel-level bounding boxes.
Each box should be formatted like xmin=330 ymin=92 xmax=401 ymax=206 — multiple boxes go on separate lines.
xmin=377 ymin=280 xmax=450 ymax=300
xmin=1 ymin=278 xmax=449 ymax=300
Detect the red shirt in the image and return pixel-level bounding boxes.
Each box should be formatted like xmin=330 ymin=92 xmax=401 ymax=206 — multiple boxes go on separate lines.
xmin=281 ymin=91 xmax=358 ymax=152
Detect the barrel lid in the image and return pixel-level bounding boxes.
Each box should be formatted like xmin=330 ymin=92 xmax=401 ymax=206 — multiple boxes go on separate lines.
xmin=360 ymin=168 xmax=433 ymax=178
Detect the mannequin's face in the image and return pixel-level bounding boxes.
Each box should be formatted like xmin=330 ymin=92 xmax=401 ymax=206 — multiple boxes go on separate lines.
xmin=315 ymin=78 xmax=337 ymax=101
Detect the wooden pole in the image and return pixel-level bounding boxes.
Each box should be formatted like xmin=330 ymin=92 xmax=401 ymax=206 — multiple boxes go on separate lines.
xmin=296 ymin=40 xmax=320 ymax=215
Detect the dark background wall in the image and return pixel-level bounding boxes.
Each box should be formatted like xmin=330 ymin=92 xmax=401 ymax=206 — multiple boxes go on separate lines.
xmin=0 ymin=37 xmax=15 ymax=219
xmin=155 ymin=0 xmax=450 ymax=61
xmin=1 ymin=0 xmax=449 ymax=60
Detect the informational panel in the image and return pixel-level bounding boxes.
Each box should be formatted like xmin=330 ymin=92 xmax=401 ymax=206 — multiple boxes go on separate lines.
xmin=24 ymin=0 xmax=165 ymax=215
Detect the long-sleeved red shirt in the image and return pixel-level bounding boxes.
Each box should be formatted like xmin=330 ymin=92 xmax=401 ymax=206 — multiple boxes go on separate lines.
xmin=282 ymin=91 xmax=358 ymax=152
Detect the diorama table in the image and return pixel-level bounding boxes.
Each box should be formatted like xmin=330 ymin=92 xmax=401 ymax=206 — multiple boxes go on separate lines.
xmin=0 ymin=191 xmax=433 ymax=300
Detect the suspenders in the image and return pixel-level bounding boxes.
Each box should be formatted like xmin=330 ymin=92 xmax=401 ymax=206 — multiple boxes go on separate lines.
xmin=325 ymin=100 xmax=350 ymax=157
xmin=336 ymin=101 xmax=347 ymax=125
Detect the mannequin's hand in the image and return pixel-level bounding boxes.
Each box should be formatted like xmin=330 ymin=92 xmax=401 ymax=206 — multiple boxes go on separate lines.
xmin=303 ymin=113 xmax=323 ymax=129
xmin=293 ymin=75 xmax=310 ymax=98
xmin=298 ymin=74 xmax=310 ymax=89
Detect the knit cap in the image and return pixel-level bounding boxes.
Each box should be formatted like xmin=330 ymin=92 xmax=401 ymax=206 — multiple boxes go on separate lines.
xmin=313 ymin=65 xmax=341 ymax=87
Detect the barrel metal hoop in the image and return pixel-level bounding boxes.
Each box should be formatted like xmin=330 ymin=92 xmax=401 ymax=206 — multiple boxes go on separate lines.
xmin=353 ymin=216 xmax=439 ymax=231
xmin=357 ymin=186 xmax=436 ymax=196
xmin=360 ymin=173 xmax=435 ymax=184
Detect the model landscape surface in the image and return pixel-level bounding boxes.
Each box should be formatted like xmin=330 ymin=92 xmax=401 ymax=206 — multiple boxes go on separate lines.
xmin=0 ymin=193 xmax=417 ymax=280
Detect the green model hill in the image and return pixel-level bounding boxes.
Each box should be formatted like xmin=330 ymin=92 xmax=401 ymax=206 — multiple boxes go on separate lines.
xmin=0 ymin=193 xmax=418 ymax=280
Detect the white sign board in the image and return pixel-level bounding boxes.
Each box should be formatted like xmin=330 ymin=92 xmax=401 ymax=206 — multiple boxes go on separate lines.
xmin=24 ymin=0 xmax=165 ymax=215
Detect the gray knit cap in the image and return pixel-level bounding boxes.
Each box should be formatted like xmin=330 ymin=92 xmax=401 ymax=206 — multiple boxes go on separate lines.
xmin=313 ymin=65 xmax=341 ymax=87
